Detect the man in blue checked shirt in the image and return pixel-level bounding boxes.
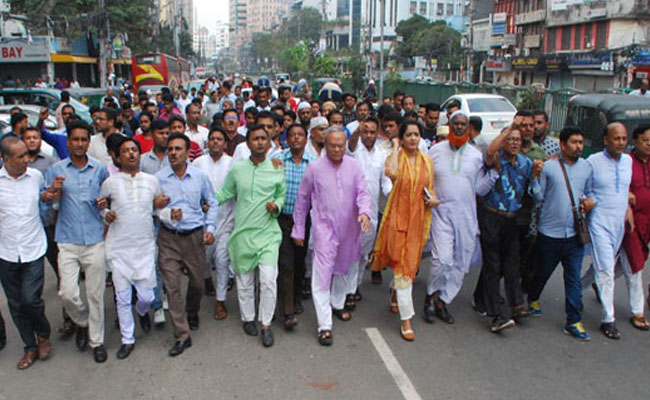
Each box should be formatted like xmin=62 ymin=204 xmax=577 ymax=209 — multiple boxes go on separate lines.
xmin=271 ymin=123 xmax=315 ymax=329
xmin=475 ymin=124 xmax=540 ymax=333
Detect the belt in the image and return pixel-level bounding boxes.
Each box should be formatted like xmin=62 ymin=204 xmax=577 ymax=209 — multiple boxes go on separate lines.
xmin=485 ymin=205 xmax=517 ymax=218
xmin=162 ymin=225 xmax=203 ymax=237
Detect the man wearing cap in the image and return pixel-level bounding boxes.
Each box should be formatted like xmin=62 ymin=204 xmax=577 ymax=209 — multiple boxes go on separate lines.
xmin=305 ymin=117 xmax=328 ymax=159
xmin=298 ymin=102 xmax=312 ymax=127
xmin=425 ymin=110 xmax=499 ymax=324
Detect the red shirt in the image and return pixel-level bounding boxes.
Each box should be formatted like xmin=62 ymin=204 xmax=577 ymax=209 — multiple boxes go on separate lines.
xmin=133 ymin=134 xmax=153 ymax=153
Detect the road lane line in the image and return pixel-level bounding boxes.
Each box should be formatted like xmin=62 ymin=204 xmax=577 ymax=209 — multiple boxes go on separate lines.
xmin=365 ymin=327 xmax=423 ymax=400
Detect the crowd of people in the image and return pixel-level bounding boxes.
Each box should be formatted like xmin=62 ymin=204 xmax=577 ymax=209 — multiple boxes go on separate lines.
xmin=0 ymin=78 xmax=648 ymax=372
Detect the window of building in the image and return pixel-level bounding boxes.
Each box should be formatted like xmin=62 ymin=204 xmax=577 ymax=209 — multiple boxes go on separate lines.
xmin=410 ymin=1 xmax=416 ymax=14
xmin=574 ymin=25 xmax=582 ymax=49
xmin=446 ymin=3 xmax=453 ymax=15
xmin=584 ymin=23 xmax=593 ymax=48
xmin=561 ymin=26 xmax=571 ymax=50
xmin=596 ymin=21 xmax=607 ymax=48
xmin=547 ymin=27 xmax=556 ymax=52
xmin=437 ymin=3 xmax=444 ymax=15
xmin=419 ymin=2 xmax=426 ymax=14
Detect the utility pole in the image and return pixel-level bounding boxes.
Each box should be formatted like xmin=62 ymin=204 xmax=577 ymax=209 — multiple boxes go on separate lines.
xmin=173 ymin=0 xmax=180 ymax=57
xmin=99 ymin=0 xmax=108 ymax=87
xmin=467 ymin=0 xmax=474 ymax=82
xmin=378 ymin=0 xmax=385 ymax=101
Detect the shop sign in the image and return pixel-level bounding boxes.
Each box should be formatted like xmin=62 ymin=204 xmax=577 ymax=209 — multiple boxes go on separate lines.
xmin=0 ymin=38 xmax=51 ymax=63
xmin=486 ymin=58 xmax=512 ymax=72
xmin=512 ymin=57 xmax=539 ymax=70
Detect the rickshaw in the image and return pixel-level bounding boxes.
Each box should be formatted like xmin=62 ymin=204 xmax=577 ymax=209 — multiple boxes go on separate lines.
xmin=565 ymin=94 xmax=650 ymax=156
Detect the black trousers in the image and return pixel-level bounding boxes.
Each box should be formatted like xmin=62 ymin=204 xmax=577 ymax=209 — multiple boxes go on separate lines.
xmin=479 ymin=208 xmax=523 ymax=319
xmin=0 ymin=256 xmax=51 ymax=351
xmin=277 ymin=214 xmax=297 ymax=315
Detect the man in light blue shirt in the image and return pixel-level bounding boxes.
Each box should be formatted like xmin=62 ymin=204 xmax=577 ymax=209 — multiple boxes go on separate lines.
xmin=528 ymin=126 xmax=595 ymax=341
xmin=43 ymin=120 xmax=110 ymax=362
xmin=155 ymin=132 xmax=217 ymax=357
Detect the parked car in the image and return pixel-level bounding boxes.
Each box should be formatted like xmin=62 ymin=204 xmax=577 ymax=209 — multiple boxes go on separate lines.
xmin=186 ymin=80 xmax=205 ymax=93
xmin=0 ymin=104 xmax=58 ymax=131
xmin=0 ymin=88 xmax=92 ymax=124
xmin=275 ymin=73 xmax=290 ymax=85
xmin=67 ymin=87 xmax=111 ymax=108
xmin=565 ymin=94 xmax=650 ymax=156
xmin=440 ymin=93 xmax=517 ymax=148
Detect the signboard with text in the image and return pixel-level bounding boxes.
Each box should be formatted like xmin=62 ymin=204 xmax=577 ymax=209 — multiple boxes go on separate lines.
xmin=0 ymin=38 xmax=51 ymax=63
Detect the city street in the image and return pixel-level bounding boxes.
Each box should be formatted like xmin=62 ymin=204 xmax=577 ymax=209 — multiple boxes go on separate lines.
xmin=0 ymin=254 xmax=648 ymax=400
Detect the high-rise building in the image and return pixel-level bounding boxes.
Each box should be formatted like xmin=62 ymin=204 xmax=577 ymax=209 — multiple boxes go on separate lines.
xmin=248 ymin=0 xmax=290 ymax=34
xmin=229 ymin=0 xmax=249 ymax=49
xmin=215 ymin=22 xmax=230 ymax=52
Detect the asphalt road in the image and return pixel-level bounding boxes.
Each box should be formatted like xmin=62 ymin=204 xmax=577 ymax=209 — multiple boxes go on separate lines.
xmin=0 ymin=254 xmax=648 ymax=400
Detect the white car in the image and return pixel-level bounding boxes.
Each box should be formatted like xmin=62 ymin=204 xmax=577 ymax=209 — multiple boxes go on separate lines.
xmin=440 ymin=94 xmax=516 ymax=148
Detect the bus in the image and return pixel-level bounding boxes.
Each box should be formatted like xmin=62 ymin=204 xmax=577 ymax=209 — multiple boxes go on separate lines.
xmin=132 ymin=53 xmax=191 ymax=91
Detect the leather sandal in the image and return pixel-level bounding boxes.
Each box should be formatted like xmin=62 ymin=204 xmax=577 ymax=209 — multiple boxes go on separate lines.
xmin=332 ymin=308 xmax=352 ymax=321
xmin=17 ymin=350 xmax=38 ymax=370
xmin=630 ymin=315 xmax=650 ymax=331
xmin=389 ymin=289 xmax=399 ymax=314
xmin=318 ymin=330 xmax=333 ymax=346
xmin=213 ymin=301 xmax=227 ymax=320
xmin=400 ymin=324 xmax=415 ymax=341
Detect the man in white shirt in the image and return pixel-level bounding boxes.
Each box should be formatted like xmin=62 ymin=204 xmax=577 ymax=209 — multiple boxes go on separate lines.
xmin=630 ymin=78 xmax=650 ymax=98
xmin=305 ymin=117 xmax=328 ymax=159
xmin=346 ymin=116 xmax=392 ymax=305
xmin=89 ymin=108 xmax=122 ymax=165
xmin=0 ymin=136 xmax=52 ymax=369
xmin=177 ymin=89 xmax=192 ymax=117
xmin=99 ymin=137 xmax=169 ymax=360
xmin=184 ymin=103 xmax=209 ymax=149
xmin=192 ymin=126 xmax=235 ymax=320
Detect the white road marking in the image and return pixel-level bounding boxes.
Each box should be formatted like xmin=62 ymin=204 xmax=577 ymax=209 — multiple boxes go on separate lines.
xmin=365 ymin=327 xmax=423 ymax=400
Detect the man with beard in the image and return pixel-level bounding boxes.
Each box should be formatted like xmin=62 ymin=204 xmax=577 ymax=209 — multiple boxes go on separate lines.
xmin=89 ymin=108 xmax=122 ymax=166
xmin=298 ymin=102 xmax=312 ymax=127
xmin=422 ymin=103 xmax=440 ymax=145
xmin=341 ymin=93 xmax=357 ymax=126
xmin=133 ymin=111 xmax=154 ymax=153
xmin=533 ymin=110 xmax=560 ymax=157
xmin=216 ymin=125 xmax=286 ymax=347
xmin=425 ymin=110 xmax=499 ymax=324
xmin=528 ymin=126 xmax=595 ymax=341
xmin=345 ymin=101 xmax=371 ymax=135
xmin=305 ymin=117 xmax=328 ymax=159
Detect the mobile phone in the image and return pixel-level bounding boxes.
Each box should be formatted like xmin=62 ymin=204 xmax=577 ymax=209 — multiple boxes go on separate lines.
xmin=423 ymin=187 xmax=433 ymax=200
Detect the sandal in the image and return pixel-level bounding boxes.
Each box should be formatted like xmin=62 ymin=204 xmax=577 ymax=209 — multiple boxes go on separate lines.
xmin=389 ymin=289 xmax=399 ymax=314
xmin=332 ymin=308 xmax=352 ymax=321
xmin=600 ymin=322 xmax=621 ymax=340
xmin=300 ymin=278 xmax=312 ymax=300
xmin=318 ymin=330 xmax=333 ymax=346
xmin=213 ymin=301 xmax=228 ymax=320
xmin=354 ymin=289 xmax=363 ymax=302
xmin=345 ymin=294 xmax=356 ymax=311
xmin=17 ymin=350 xmax=38 ymax=370
xmin=284 ymin=314 xmax=298 ymax=331
xmin=630 ymin=315 xmax=650 ymax=331
xmin=400 ymin=324 xmax=415 ymax=341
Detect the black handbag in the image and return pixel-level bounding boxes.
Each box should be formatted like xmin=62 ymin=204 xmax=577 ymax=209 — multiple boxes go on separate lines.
xmin=559 ymin=159 xmax=590 ymax=245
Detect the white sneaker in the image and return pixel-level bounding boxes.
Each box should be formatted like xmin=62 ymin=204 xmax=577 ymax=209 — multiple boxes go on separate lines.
xmin=162 ymin=292 xmax=169 ymax=310
xmin=154 ymin=308 xmax=166 ymax=326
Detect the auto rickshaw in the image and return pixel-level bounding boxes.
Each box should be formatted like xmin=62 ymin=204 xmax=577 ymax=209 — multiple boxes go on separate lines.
xmin=565 ymin=94 xmax=650 ymax=156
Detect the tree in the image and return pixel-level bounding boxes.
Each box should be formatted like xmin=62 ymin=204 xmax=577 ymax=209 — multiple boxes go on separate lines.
xmin=313 ymin=56 xmax=338 ymax=76
xmin=394 ymin=15 xmax=430 ymax=59
xmin=285 ymin=8 xmax=323 ymax=43
xmin=345 ymin=56 xmax=366 ymax=94
xmin=278 ymin=41 xmax=312 ymax=77
xmin=394 ymin=17 xmax=463 ymax=69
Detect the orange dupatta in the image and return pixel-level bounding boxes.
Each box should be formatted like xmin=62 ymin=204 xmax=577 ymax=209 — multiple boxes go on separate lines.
xmin=372 ymin=149 xmax=433 ymax=289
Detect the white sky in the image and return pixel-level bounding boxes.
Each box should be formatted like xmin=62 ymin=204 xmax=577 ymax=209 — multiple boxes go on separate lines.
xmin=195 ymin=0 xmax=228 ymax=34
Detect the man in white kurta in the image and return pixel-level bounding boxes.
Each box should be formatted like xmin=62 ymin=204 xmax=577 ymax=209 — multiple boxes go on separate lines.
xmin=581 ymin=123 xmax=632 ymax=339
xmin=100 ymin=138 xmax=170 ymax=358
xmin=426 ymin=110 xmax=498 ymax=323
xmin=346 ymin=117 xmax=392 ymax=303
xmin=192 ymin=127 xmax=234 ymax=320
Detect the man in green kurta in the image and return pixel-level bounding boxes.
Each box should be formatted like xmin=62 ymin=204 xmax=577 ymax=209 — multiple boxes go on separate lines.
xmin=216 ymin=124 xmax=286 ymax=348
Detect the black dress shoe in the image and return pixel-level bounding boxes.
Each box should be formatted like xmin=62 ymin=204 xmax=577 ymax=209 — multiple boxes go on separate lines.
xmin=294 ymin=298 xmax=304 ymax=315
xmin=75 ymin=326 xmax=89 ymax=351
xmin=188 ymin=314 xmax=199 ymax=331
xmin=242 ymin=321 xmax=258 ymax=336
xmin=116 ymin=343 xmax=134 ymax=360
xmin=169 ymin=338 xmax=192 ymax=357
xmin=261 ymin=328 xmax=274 ymax=347
xmin=435 ymin=300 xmax=455 ymax=324
xmin=139 ymin=312 xmax=152 ymax=333
xmin=93 ymin=345 xmax=108 ymax=363
xmin=423 ymin=295 xmax=436 ymax=323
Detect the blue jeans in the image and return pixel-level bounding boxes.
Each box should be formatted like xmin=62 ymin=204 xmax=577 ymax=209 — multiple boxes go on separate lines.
xmin=0 ymin=257 xmax=51 ymax=351
xmin=151 ymin=221 xmax=164 ymax=310
xmin=528 ymin=233 xmax=585 ymax=325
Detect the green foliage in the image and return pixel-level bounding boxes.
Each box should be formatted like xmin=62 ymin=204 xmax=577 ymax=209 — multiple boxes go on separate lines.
xmin=313 ymin=56 xmax=338 ymax=76
xmin=278 ymin=41 xmax=312 ymax=77
xmin=344 ymin=56 xmax=366 ymax=94
xmin=516 ymin=87 xmax=545 ymax=110
xmin=395 ymin=16 xmax=463 ymax=69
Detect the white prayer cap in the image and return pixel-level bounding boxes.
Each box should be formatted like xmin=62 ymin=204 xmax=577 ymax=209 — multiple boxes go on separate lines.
xmin=309 ymin=116 xmax=328 ymax=131
xmin=450 ymin=109 xmax=469 ymax=121
xmin=298 ymin=101 xmax=311 ymax=111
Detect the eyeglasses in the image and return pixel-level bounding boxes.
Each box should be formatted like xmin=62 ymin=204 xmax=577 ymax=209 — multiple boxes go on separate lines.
xmin=506 ymin=137 xmax=522 ymax=143
xmin=224 ymin=116 xmax=238 ymax=121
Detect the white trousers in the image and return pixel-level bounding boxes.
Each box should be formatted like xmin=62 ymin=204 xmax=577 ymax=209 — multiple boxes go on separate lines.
xmin=116 ymin=281 xmax=154 ymax=344
xmin=349 ymin=227 xmax=377 ymax=292
xmin=58 ymin=242 xmax=106 ymax=348
xmin=426 ymin=260 xmax=467 ymax=304
xmin=583 ymin=251 xmax=645 ymax=320
xmin=235 ymin=264 xmax=277 ymax=326
xmin=396 ymin=284 xmax=414 ymax=321
xmin=311 ymin=260 xmax=354 ymax=332
xmin=204 ymin=239 xmax=231 ymax=302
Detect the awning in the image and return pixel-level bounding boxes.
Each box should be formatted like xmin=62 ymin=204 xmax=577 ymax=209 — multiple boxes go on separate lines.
xmin=51 ymin=54 xmax=97 ymax=64
xmin=111 ymin=58 xmax=132 ymax=65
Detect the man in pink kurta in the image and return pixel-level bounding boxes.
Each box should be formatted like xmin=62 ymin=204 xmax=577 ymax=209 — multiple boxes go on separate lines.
xmin=292 ymin=127 xmax=372 ymax=344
